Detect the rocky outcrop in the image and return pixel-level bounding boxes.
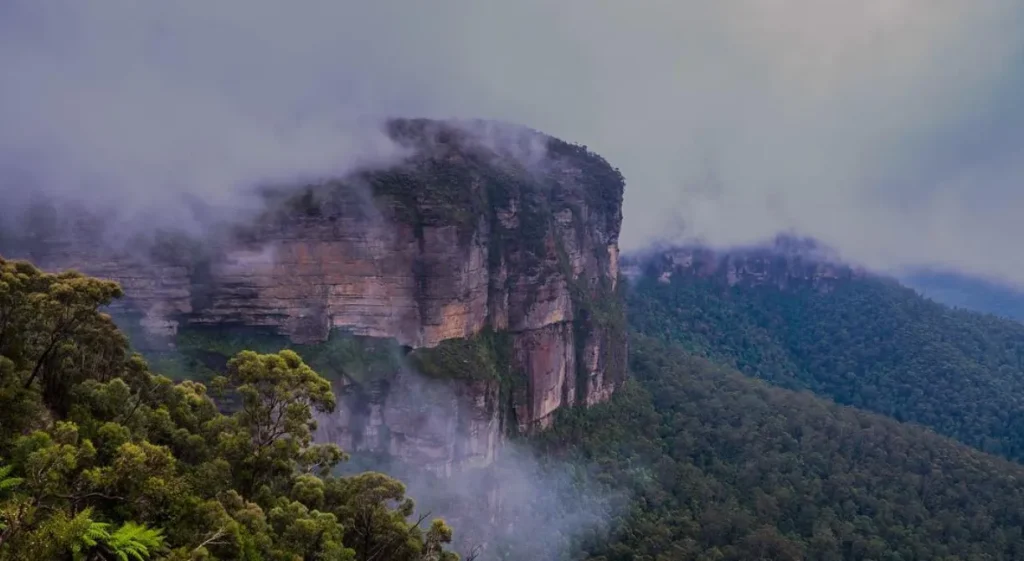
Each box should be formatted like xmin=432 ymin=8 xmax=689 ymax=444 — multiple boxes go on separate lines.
xmin=623 ymin=235 xmax=864 ymax=292
xmin=1 ymin=119 xmax=628 ymax=473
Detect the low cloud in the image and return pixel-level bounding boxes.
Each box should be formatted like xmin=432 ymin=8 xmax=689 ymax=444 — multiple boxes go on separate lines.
xmin=317 ymin=362 xmax=620 ymax=559
xmin=0 ymin=1 xmax=408 ymax=241
xmin=3 ymin=1 xmax=1024 ymax=281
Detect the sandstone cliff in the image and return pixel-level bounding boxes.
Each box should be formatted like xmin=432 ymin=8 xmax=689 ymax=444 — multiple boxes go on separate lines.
xmin=623 ymin=235 xmax=864 ymax=292
xmin=1 ymin=118 xmax=627 ymax=475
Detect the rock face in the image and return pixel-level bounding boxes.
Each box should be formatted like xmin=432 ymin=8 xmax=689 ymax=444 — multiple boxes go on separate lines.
xmin=1 ymin=119 xmax=628 ymax=475
xmin=623 ymin=235 xmax=864 ymax=292
xmin=317 ymin=372 xmax=502 ymax=478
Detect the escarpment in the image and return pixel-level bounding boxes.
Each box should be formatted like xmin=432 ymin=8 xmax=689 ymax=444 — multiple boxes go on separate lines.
xmin=623 ymin=234 xmax=865 ymax=292
xmin=1 ymin=119 xmax=627 ymax=474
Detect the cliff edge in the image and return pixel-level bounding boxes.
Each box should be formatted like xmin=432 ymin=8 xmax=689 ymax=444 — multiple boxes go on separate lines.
xmin=1 ymin=118 xmax=628 ymax=475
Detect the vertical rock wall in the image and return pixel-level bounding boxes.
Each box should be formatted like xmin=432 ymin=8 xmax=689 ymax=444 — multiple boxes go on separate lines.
xmin=0 ymin=119 xmax=628 ymax=473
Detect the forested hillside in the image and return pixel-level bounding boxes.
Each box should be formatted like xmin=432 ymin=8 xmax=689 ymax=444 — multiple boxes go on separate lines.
xmin=534 ymin=336 xmax=1024 ymax=560
xmin=12 ymin=248 xmax=1024 ymax=561
xmin=627 ymin=267 xmax=1024 ymax=461
xmin=0 ymin=257 xmax=458 ymax=560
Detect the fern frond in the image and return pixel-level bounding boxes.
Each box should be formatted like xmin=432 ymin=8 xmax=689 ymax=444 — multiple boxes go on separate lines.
xmin=106 ymin=521 xmax=166 ymax=561
xmin=0 ymin=464 xmax=23 ymax=492
xmin=67 ymin=509 xmax=111 ymax=561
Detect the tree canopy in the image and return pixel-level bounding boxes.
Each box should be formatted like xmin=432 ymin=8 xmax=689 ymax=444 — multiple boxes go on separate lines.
xmin=0 ymin=256 xmax=458 ymax=561
xmin=14 ymin=247 xmax=1024 ymax=560
xmin=627 ymin=270 xmax=1024 ymax=461
xmin=532 ymin=335 xmax=1024 ymax=560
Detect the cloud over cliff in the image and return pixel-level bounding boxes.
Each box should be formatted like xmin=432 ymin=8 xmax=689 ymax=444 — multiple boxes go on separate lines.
xmin=2 ymin=1 xmax=1024 ymax=283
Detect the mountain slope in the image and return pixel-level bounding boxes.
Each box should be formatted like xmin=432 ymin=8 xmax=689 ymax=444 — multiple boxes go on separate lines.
xmin=532 ymin=335 xmax=1024 ymax=560
xmin=626 ymin=245 xmax=1024 ymax=461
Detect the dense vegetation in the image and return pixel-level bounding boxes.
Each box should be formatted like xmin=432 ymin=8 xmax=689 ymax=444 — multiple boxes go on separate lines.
xmin=534 ymin=335 xmax=1024 ymax=560
xmin=0 ymin=257 xmax=459 ymax=560
xmin=627 ymin=268 xmax=1024 ymax=461
xmin=154 ymin=324 xmax=522 ymax=384
xmin=150 ymin=325 xmax=533 ymax=441
xmin=13 ymin=212 xmax=1024 ymax=561
xmin=148 ymin=326 xmax=404 ymax=386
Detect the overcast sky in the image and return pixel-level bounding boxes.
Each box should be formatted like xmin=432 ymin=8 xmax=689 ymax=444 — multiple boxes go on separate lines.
xmin=3 ymin=1 xmax=1024 ymax=284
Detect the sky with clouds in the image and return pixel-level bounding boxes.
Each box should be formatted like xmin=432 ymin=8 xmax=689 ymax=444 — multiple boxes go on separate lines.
xmin=2 ymin=1 xmax=1024 ymax=284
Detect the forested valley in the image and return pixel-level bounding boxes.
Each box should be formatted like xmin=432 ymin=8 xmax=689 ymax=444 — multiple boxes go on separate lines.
xmin=627 ymin=270 xmax=1024 ymax=461
xmin=10 ymin=250 xmax=1024 ymax=561
xmin=534 ymin=335 xmax=1024 ymax=560
xmin=523 ymin=257 xmax=1024 ymax=560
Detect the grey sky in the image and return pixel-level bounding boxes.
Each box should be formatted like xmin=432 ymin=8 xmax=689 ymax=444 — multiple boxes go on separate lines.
xmin=3 ymin=1 xmax=1024 ymax=283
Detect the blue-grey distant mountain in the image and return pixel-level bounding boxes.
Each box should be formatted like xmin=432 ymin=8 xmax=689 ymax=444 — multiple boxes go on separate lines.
xmin=902 ymin=269 xmax=1024 ymax=323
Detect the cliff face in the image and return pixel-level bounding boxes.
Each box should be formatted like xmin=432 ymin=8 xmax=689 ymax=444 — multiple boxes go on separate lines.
xmin=623 ymin=235 xmax=864 ymax=292
xmin=2 ymin=119 xmax=627 ymax=474
xmin=316 ymin=370 xmax=502 ymax=478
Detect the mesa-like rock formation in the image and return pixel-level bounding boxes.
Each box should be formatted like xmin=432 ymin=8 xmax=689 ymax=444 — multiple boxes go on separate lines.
xmin=0 ymin=119 xmax=627 ymax=475
xmin=623 ymin=235 xmax=865 ymax=292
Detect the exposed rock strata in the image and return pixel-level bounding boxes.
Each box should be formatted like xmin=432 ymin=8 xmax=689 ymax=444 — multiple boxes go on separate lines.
xmin=1 ymin=119 xmax=628 ymax=473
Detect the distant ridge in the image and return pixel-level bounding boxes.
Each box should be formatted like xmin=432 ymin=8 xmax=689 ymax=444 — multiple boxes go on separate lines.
xmin=903 ymin=268 xmax=1024 ymax=323
xmin=622 ymin=233 xmax=867 ymax=292
xmin=627 ymin=238 xmax=1024 ymax=462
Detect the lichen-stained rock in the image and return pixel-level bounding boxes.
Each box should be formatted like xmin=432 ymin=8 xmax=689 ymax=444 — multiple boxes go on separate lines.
xmin=2 ymin=118 xmax=628 ymax=456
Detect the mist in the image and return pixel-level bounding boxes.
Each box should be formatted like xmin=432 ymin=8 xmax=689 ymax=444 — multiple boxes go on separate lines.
xmin=5 ymin=1 xmax=1024 ymax=282
xmin=14 ymin=2 xmax=1023 ymax=556
xmin=0 ymin=1 xmax=408 ymax=241
xmin=316 ymin=360 xmax=621 ymax=559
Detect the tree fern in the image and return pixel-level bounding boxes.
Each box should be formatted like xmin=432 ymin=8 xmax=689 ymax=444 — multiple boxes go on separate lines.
xmin=0 ymin=463 xmax=23 ymax=535
xmin=62 ymin=511 xmax=165 ymax=561
xmin=78 ymin=520 xmax=111 ymax=551
xmin=0 ymin=464 xmax=23 ymax=494
xmin=102 ymin=521 xmax=166 ymax=561
xmin=68 ymin=509 xmax=110 ymax=561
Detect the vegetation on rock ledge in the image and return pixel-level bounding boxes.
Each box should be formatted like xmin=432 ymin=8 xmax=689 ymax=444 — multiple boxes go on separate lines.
xmin=160 ymin=326 xmax=404 ymax=386
xmin=408 ymin=329 xmax=514 ymax=382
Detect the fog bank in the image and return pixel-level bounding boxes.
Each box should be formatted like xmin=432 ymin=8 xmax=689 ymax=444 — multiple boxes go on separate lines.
xmin=3 ymin=1 xmax=1024 ymax=281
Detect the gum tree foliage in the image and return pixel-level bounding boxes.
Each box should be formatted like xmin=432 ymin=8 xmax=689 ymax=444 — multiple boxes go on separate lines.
xmin=532 ymin=336 xmax=1024 ymax=560
xmin=0 ymin=256 xmax=458 ymax=561
xmin=627 ymin=269 xmax=1024 ymax=462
